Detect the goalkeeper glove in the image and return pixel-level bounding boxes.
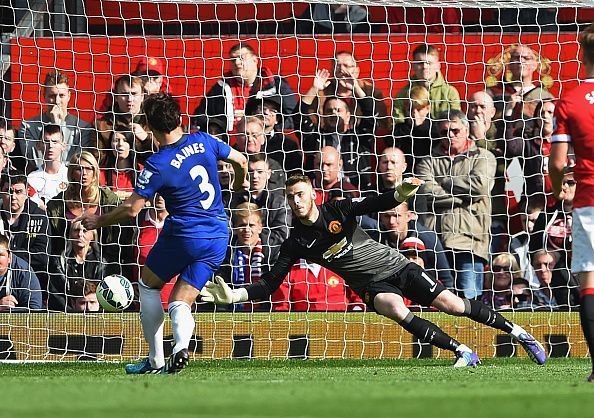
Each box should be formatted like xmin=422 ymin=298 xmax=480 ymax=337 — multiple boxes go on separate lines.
xmin=200 ymin=276 xmax=248 ymax=305
xmin=394 ymin=177 xmax=424 ymax=202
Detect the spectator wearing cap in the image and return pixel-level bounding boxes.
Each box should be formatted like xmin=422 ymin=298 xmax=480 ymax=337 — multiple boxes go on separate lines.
xmin=132 ymin=56 xmax=167 ymax=95
xmin=377 ymin=200 xmax=453 ymax=286
xmin=399 ymin=237 xmax=428 ymax=269
xmin=245 ymin=95 xmax=302 ymax=176
xmin=192 ymin=43 xmax=297 ymax=133
xmin=97 ymin=57 xmax=168 ymax=116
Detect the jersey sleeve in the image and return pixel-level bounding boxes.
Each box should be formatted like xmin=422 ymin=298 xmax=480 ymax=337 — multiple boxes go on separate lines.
xmin=246 ymin=239 xmax=299 ymax=300
xmin=552 ymin=98 xmax=572 ymax=143
xmin=204 ymin=132 xmax=232 ymax=160
xmin=134 ymin=160 xmax=164 ymax=199
xmin=334 ymin=191 xmax=399 ymax=218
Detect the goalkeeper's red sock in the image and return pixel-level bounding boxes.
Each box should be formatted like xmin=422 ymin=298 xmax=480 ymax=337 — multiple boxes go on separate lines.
xmin=579 ymin=291 xmax=594 ymax=373
xmin=400 ymin=312 xmax=460 ymax=352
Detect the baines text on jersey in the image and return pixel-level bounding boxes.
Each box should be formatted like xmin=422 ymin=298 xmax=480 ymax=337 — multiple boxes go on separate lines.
xmin=170 ymin=142 xmax=206 ymax=169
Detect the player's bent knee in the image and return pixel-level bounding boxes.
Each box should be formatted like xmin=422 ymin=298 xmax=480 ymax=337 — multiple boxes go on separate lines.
xmin=432 ymin=290 xmax=465 ymax=316
xmin=169 ymin=278 xmax=200 ymax=306
xmin=373 ymin=293 xmax=410 ymax=322
xmin=140 ymin=267 xmax=166 ymax=290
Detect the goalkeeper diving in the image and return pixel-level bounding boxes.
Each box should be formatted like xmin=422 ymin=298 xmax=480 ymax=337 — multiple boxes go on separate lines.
xmin=202 ymin=175 xmax=546 ymax=366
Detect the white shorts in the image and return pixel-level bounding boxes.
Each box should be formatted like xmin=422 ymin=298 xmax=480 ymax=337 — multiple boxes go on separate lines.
xmin=571 ymin=206 xmax=594 ymax=273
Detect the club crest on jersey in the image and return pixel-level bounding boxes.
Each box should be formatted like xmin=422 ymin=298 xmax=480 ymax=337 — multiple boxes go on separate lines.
xmin=328 ymin=220 xmax=343 ymax=234
xmin=586 ymin=91 xmax=594 ymax=105
xmin=137 ymin=169 xmax=153 ymax=190
xmin=322 ymin=237 xmax=352 ymax=261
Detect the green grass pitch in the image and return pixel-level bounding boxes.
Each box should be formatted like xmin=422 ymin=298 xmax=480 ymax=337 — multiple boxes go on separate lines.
xmin=1 ymin=358 xmax=592 ymax=418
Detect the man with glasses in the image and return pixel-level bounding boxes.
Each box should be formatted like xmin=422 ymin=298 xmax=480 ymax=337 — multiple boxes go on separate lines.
xmin=415 ymin=110 xmax=496 ymax=300
xmin=192 ymin=43 xmax=296 ymax=133
xmin=233 ymin=116 xmax=285 ymax=191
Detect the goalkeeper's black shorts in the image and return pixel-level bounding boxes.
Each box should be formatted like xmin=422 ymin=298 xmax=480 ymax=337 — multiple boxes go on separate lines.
xmin=360 ymin=262 xmax=446 ymax=311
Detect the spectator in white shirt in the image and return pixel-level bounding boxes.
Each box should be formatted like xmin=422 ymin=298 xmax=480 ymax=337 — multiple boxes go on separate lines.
xmin=27 ymin=124 xmax=69 ymax=209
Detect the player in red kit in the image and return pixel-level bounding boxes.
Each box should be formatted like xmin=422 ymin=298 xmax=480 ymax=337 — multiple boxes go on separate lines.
xmin=549 ymin=23 xmax=594 ymax=382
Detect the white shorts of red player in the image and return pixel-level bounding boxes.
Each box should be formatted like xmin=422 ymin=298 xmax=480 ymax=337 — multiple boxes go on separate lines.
xmin=572 ymin=206 xmax=594 ymax=273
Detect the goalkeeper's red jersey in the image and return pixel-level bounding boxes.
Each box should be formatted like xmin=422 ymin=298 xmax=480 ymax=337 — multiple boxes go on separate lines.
xmin=552 ymin=78 xmax=594 ymax=208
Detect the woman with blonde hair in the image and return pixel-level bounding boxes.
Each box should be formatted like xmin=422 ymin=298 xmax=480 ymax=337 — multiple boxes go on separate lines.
xmin=481 ymin=253 xmax=523 ymax=310
xmin=46 ymin=151 xmax=134 ymax=278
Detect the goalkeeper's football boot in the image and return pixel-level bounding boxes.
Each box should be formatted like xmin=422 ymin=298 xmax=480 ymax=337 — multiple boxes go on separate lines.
xmin=452 ymin=350 xmax=481 ymax=368
xmin=162 ymin=348 xmax=189 ymax=374
xmin=516 ymin=333 xmax=546 ymax=365
xmin=125 ymin=357 xmax=162 ymax=374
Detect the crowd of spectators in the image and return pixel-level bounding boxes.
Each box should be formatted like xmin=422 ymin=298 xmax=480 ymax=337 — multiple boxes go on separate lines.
xmin=0 ymin=39 xmax=579 ymax=313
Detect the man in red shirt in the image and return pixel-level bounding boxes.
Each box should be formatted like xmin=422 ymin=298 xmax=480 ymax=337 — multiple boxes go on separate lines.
xmin=549 ymin=23 xmax=594 ymax=382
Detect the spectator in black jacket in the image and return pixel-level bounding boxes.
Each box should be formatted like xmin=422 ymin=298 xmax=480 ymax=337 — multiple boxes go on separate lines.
xmin=230 ymin=153 xmax=290 ymax=260
xmin=0 ymin=233 xmax=42 ymax=311
xmin=192 ymin=43 xmax=297 ymax=133
xmin=0 ymin=174 xmax=50 ymax=298
xmin=377 ymin=200 xmax=453 ymax=286
xmin=48 ymin=220 xmax=118 ymax=311
xmin=294 ymin=69 xmax=374 ymax=191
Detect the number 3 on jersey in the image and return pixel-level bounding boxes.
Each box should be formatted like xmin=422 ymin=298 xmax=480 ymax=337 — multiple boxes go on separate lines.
xmin=189 ymin=164 xmax=215 ymax=209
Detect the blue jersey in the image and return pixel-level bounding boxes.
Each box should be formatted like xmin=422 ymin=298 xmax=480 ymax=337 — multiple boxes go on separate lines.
xmin=135 ymin=131 xmax=232 ymax=239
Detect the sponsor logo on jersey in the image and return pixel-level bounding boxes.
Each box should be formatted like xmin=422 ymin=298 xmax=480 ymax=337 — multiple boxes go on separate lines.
xmin=328 ymin=220 xmax=342 ymax=234
xmin=322 ymin=237 xmax=352 ymax=261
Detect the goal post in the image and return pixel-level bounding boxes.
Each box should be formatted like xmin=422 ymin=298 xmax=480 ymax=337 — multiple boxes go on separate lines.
xmin=0 ymin=0 xmax=591 ymax=361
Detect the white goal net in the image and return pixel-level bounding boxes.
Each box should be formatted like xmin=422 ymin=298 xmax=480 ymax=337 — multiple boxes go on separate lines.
xmin=0 ymin=0 xmax=590 ymax=361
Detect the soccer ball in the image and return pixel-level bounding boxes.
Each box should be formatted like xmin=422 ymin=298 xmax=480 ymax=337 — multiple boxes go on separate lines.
xmin=96 ymin=274 xmax=134 ymax=312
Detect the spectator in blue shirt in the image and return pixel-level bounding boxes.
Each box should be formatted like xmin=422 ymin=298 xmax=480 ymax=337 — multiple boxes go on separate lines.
xmin=0 ymin=233 xmax=42 ymax=311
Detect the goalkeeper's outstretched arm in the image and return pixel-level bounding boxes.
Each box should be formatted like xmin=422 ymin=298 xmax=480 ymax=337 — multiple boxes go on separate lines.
xmin=202 ymin=242 xmax=297 ymax=305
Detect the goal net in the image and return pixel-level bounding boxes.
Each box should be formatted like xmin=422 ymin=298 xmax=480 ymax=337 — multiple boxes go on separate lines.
xmin=0 ymin=0 xmax=590 ymax=361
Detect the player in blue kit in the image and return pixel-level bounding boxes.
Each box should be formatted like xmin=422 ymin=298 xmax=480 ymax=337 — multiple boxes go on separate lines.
xmin=78 ymin=93 xmax=248 ymax=374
